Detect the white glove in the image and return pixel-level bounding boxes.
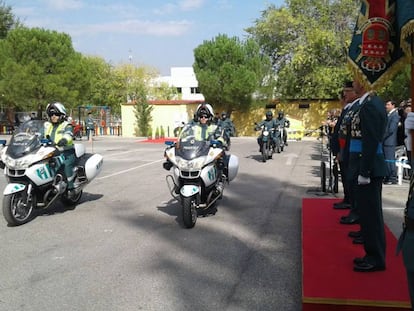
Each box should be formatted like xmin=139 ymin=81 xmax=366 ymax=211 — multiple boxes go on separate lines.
xmin=357 ymin=175 xmax=371 ymax=185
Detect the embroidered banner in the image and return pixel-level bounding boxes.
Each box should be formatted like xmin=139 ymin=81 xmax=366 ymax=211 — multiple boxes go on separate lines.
xmin=348 ymin=0 xmax=414 ymax=90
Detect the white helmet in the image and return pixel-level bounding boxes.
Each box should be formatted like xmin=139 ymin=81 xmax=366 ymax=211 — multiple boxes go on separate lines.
xmin=196 ymin=103 xmax=214 ymax=120
xmin=46 ymin=102 xmax=67 ymax=121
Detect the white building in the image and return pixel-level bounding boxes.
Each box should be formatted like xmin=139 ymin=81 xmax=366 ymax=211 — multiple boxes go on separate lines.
xmin=121 ymin=67 xmax=205 ymax=137
xmin=154 ymin=67 xmax=205 ymax=101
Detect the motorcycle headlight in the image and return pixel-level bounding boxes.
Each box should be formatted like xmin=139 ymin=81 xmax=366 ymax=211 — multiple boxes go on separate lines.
xmin=176 ymin=156 xmax=206 ymax=170
xmin=263 ymin=130 xmax=269 ymax=136
xmin=2 ymin=154 xmax=32 ymax=169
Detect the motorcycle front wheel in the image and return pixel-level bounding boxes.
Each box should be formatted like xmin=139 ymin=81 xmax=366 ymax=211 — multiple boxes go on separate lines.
xmin=261 ymin=144 xmax=268 ymax=162
xmin=3 ymin=192 xmax=36 ymax=226
xmin=267 ymin=142 xmax=273 ymax=159
xmin=182 ymin=195 xmax=197 ymax=228
xmin=275 ymin=138 xmax=281 ymax=153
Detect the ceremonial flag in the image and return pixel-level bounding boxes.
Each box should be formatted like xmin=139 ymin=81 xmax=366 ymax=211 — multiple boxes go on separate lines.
xmin=348 ymin=0 xmax=414 ymax=90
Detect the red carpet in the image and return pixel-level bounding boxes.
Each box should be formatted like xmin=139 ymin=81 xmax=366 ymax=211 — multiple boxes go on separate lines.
xmin=302 ymin=198 xmax=411 ymax=310
xmin=139 ymin=137 xmax=177 ymax=143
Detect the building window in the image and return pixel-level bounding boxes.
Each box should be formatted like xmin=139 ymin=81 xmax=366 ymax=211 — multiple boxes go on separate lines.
xmin=177 ymin=87 xmax=182 ymax=94
xmin=190 ymin=87 xmax=200 ymax=94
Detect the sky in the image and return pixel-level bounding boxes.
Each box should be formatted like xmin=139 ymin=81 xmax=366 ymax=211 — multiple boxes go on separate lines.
xmin=8 ymin=0 xmax=285 ymax=75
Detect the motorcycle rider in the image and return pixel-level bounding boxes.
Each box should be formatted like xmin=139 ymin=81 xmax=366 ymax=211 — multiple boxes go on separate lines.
xmin=191 ymin=104 xmax=228 ymax=146
xmin=255 ymin=110 xmax=278 ymax=152
xmin=276 ymin=111 xmax=290 ymax=146
xmin=44 ymin=102 xmax=75 ymax=192
xmin=164 ymin=103 xmax=228 ymax=173
xmin=218 ymin=111 xmax=235 ymax=144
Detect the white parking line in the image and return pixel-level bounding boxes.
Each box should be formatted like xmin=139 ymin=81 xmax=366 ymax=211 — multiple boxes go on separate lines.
xmin=96 ymin=159 xmax=164 ymax=180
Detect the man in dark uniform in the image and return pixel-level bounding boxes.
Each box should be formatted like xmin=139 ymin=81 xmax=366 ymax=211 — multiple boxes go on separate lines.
xmin=331 ymin=81 xmax=358 ymax=210
xmin=275 ymin=111 xmax=290 ymax=146
xmin=338 ymin=88 xmax=362 ymax=228
xmin=255 ymin=111 xmax=278 ymax=152
xmin=349 ymin=79 xmax=387 ymax=272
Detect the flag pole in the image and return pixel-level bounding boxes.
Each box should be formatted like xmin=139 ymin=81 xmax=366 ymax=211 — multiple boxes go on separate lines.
xmin=411 ymin=40 xmax=414 ymax=163
xmin=412 ymin=39 xmax=414 ymax=102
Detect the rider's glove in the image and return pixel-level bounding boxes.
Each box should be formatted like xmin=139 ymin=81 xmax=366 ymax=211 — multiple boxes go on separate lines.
xmin=57 ymin=138 xmax=68 ymax=147
xmin=357 ymin=175 xmax=370 ymax=185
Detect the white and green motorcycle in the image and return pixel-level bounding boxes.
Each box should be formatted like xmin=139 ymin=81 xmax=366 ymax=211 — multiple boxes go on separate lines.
xmin=163 ymin=123 xmax=239 ymax=229
xmin=0 ymin=120 xmax=103 ymax=226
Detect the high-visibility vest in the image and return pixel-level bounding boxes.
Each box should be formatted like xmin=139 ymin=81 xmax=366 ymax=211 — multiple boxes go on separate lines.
xmin=191 ymin=124 xmax=226 ymax=146
xmin=45 ymin=121 xmax=74 ymax=149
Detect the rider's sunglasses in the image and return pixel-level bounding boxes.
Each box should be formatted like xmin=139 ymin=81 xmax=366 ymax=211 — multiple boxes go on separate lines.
xmin=200 ymin=115 xmax=208 ymax=119
xmin=49 ymin=112 xmax=61 ymax=117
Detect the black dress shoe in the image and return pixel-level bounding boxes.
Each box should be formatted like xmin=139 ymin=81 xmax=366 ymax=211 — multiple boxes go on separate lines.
xmin=353 ymin=257 xmax=366 ymax=265
xmin=353 ymin=262 xmax=385 ymax=272
xmin=352 ymin=237 xmax=364 ymax=244
xmin=333 ymin=202 xmax=351 ymax=209
xmin=341 ymin=214 xmax=358 ymax=220
xmin=348 ymin=230 xmax=361 ymax=238
xmin=340 ymin=216 xmax=360 ymax=225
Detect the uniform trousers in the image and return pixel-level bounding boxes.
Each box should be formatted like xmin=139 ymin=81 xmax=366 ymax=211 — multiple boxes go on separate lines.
xmin=338 ymin=159 xmax=350 ymax=203
xmin=355 ymin=176 xmax=386 ymax=267
xmin=400 ymin=230 xmax=414 ymax=309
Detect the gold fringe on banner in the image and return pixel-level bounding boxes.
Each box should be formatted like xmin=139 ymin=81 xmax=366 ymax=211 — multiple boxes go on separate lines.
xmin=347 ymin=55 xmax=410 ymax=91
xmin=400 ymin=20 xmax=414 ymax=59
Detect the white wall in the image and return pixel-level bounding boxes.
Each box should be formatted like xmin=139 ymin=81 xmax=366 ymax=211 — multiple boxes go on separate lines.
xmin=157 ymin=67 xmax=205 ymax=101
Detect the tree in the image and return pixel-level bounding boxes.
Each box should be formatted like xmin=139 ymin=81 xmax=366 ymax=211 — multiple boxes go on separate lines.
xmin=80 ymin=56 xmax=122 ymax=114
xmin=125 ymin=66 xmax=154 ymax=137
xmin=148 ymin=80 xmax=179 ymax=100
xmin=0 ymin=0 xmax=20 ymax=39
xmin=246 ymin=0 xmax=360 ymax=99
xmin=378 ymin=65 xmax=411 ymax=103
xmin=193 ymin=34 xmax=272 ymax=115
xmin=0 ymin=27 xmax=89 ymax=111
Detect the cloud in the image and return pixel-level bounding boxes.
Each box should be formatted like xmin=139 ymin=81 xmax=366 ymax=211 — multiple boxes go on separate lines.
xmin=42 ymin=0 xmax=83 ymax=10
xmin=217 ymin=0 xmax=233 ymax=10
xmin=153 ymin=4 xmax=177 ymax=16
xmin=154 ymin=0 xmax=205 ymax=15
xmin=67 ymin=19 xmax=192 ymax=37
xmin=178 ymin=0 xmax=205 ymax=11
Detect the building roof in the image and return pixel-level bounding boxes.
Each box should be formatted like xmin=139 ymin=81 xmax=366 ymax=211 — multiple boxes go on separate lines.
xmin=122 ymin=99 xmax=205 ymax=106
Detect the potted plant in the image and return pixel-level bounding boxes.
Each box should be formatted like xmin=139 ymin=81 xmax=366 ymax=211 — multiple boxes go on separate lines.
xmin=147 ymin=127 xmax=153 ymax=140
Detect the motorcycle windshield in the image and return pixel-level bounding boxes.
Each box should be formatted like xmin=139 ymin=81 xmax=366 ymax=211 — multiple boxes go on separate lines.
xmin=176 ymin=124 xmax=211 ymax=160
xmin=6 ymin=120 xmax=45 ymax=158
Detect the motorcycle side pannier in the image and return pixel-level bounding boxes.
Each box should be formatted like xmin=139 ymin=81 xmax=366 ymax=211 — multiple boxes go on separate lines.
xmin=77 ymin=153 xmax=103 ymax=181
xmin=228 ymin=154 xmax=239 ymax=182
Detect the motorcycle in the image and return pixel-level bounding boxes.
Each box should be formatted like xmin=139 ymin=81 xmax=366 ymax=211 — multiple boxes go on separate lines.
xmin=163 ymin=123 xmax=239 ymax=228
xmin=0 ymin=120 xmax=103 ymax=226
xmin=255 ymin=124 xmax=275 ymax=162
xmin=72 ymin=122 xmax=83 ymax=140
xmin=274 ymin=125 xmax=284 ymax=154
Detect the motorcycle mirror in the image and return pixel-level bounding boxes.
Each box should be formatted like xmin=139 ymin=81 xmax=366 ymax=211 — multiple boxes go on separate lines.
xmin=210 ymin=140 xmax=222 ymax=148
xmin=0 ymin=139 xmax=6 ymax=146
